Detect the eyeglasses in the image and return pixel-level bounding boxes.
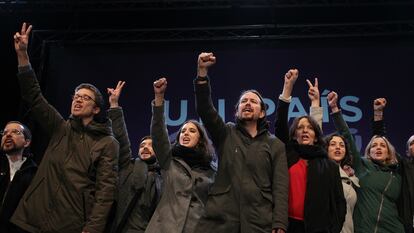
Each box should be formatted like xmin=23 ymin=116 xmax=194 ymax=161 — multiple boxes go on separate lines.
xmin=0 ymin=129 xmax=24 ymax=137
xmin=72 ymin=94 xmax=96 ymax=103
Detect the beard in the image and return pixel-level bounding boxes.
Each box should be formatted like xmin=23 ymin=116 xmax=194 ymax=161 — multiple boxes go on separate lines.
xmin=238 ymin=112 xmax=257 ymax=122
xmin=1 ymin=143 xmax=21 ymax=155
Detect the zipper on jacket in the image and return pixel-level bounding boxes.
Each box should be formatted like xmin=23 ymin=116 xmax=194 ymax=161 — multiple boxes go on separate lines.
xmin=1 ymin=183 xmax=11 ymax=211
xmin=0 ymin=171 xmax=15 ymax=211
xmin=373 ymin=171 xmax=393 ymax=233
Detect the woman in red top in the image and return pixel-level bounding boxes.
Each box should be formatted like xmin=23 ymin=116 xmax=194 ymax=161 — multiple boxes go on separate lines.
xmin=274 ymin=69 xmax=346 ymax=233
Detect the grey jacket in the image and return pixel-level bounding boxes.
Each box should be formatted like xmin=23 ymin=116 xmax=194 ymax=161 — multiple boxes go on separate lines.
xmin=145 ymin=103 xmax=215 ymax=233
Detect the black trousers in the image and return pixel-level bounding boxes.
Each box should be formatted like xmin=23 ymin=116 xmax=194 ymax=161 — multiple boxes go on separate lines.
xmin=287 ymin=217 xmax=305 ymax=233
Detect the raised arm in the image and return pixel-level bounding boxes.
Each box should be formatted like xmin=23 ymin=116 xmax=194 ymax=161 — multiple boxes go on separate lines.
xmin=107 ymin=81 xmax=131 ymax=172
xmin=194 ymin=52 xmax=227 ymax=150
xmin=328 ymin=91 xmax=364 ymax=172
xmin=14 ymin=23 xmax=64 ymax=138
xmin=274 ymin=69 xmax=299 ymax=144
xmin=307 ymin=78 xmax=323 ymax=129
xmin=151 ymin=78 xmax=173 ymax=169
xmin=372 ymin=98 xmax=386 ymax=136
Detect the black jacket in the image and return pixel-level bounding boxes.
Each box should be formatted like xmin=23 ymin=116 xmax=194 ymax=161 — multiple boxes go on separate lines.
xmin=194 ymin=77 xmax=289 ymax=233
xmin=108 ymin=107 xmax=162 ymax=233
xmin=274 ymin=99 xmax=346 ymax=233
xmin=0 ymin=154 xmax=37 ymax=233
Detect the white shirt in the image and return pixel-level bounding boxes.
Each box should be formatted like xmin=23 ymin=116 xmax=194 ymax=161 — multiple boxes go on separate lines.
xmin=6 ymin=155 xmax=27 ymax=181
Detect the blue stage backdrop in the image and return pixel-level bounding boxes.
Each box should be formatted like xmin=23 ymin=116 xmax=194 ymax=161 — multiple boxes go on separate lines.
xmin=39 ymin=43 xmax=414 ymax=157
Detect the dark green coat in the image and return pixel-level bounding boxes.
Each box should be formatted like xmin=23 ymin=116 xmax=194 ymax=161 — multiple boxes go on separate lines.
xmin=332 ymin=111 xmax=405 ymax=233
xmin=11 ymin=68 xmax=119 ymax=233
xmin=194 ymin=77 xmax=289 ymax=233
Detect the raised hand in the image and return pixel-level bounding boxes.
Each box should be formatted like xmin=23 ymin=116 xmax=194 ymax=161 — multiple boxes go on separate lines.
xmin=327 ymin=91 xmax=339 ymax=113
xmin=153 ymin=77 xmax=167 ymax=106
xmin=306 ymin=78 xmax=320 ymax=107
xmin=284 ymin=69 xmax=299 ymax=86
xmin=14 ymin=22 xmax=32 ymax=66
xmin=373 ymin=97 xmax=386 ymax=121
xmin=154 ymin=77 xmax=167 ymax=95
xmin=197 ymin=52 xmax=216 ymax=78
xmin=342 ymin=165 xmax=355 ymax=177
xmin=281 ymin=69 xmax=299 ymax=100
xmin=373 ymin=98 xmax=387 ymax=112
xmin=107 ymin=81 xmax=126 ymax=108
xmin=14 ymin=22 xmax=32 ymax=54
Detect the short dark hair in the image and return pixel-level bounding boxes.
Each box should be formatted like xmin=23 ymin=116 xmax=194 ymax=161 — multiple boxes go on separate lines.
xmin=75 ymin=83 xmax=106 ymax=122
xmin=5 ymin=121 xmax=32 ymax=141
xmin=289 ymin=115 xmax=325 ymax=147
xmin=139 ymin=135 xmax=152 ymax=144
xmin=75 ymin=83 xmax=104 ymax=109
xmin=324 ymin=133 xmax=353 ymax=167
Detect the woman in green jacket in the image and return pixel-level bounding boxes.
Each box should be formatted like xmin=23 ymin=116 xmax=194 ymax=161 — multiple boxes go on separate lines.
xmin=328 ymin=93 xmax=408 ymax=233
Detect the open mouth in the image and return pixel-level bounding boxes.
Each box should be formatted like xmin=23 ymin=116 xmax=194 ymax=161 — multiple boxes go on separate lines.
xmin=4 ymin=139 xmax=13 ymax=144
xmin=141 ymin=148 xmax=152 ymax=156
xmin=74 ymin=104 xmax=83 ymax=110
xmin=182 ymin=137 xmax=191 ymax=143
xmin=301 ymin=135 xmax=310 ymax=140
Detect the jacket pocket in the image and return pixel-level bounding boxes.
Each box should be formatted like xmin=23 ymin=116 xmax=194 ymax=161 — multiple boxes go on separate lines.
xmin=260 ymin=187 xmax=273 ymax=204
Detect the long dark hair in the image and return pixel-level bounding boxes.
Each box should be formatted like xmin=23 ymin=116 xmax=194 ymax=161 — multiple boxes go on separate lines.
xmin=289 ymin=115 xmax=325 ymax=147
xmin=324 ymin=133 xmax=353 ymax=167
xmin=174 ymin=119 xmax=214 ymax=163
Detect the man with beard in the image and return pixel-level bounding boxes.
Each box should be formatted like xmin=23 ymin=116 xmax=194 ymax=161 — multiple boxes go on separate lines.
xmin=193 ymin=52 xmax=288 ymax=233
xmin=11 ymin=23 xmax=119 ymax=233
xmin=107 ymin=81 xmax=162 ymax=233
xmin=0 ymin=121 xmax=37 ymax=233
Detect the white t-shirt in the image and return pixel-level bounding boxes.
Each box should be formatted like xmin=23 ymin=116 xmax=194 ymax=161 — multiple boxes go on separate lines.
xmin=6 ymin=155 xmax=27 ymax=181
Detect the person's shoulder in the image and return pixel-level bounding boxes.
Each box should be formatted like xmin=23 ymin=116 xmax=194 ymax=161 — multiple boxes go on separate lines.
xmin=265 ymin=133 xmax=285 ymax=145
xmin=97 ymin=135 xmax=120 ymax=151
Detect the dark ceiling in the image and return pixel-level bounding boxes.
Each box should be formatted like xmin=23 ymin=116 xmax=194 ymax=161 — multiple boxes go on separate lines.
xmin=2 ymin=0 xmax=414 ymax=39
xmin=1 ymin=0 xmax=414 ymax=126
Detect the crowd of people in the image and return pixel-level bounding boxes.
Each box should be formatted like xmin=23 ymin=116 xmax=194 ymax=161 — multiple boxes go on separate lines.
xmin=1 ymin=23 xmax=413 ymax=233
